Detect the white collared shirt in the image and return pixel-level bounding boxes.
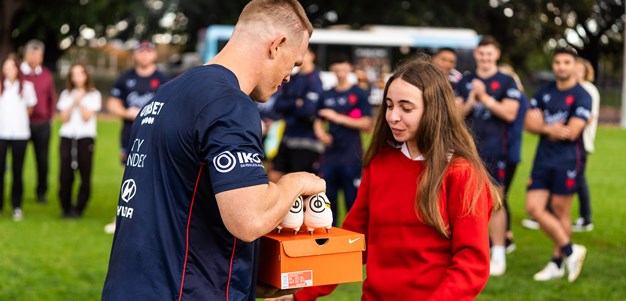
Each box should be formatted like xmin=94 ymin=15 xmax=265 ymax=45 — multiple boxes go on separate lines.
xmin=400 ymin=143 xmax=424 ymax=161
xmin=20 ymin=62 xmax=42 ymax=76
xmin=0 ymin=80 xmax=37 ymax=139
xmin=57 ymin=89 xmax=102 ymax=139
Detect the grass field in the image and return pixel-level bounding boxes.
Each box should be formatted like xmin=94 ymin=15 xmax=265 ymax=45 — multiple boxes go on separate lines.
xmin=0 ymin=119 xmax=625 ymax=300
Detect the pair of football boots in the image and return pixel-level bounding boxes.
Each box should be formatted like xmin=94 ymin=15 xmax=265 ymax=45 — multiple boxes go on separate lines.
xmin=277 ymin=193 xmax=333 ymax=234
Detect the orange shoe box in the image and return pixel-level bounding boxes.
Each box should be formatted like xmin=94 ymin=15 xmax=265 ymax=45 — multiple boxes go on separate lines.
xmin=258 ymin=227 xmax=365 ymax=289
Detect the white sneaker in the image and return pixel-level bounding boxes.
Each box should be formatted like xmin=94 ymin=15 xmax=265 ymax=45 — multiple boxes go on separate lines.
xmin=12 ymin=208 xmax=23 ymax=222
xmin=572 ymin=218 xmax=594 ymax=232
xmin=104 ymin=221 xmax=116 ymax=234
xmin=489 ymin=256 xmax=506 ymax=276
xmin=277 ymin=196 xmax=304 ymax=234
xmin=533 ymin=262 xmax=565 ymax=281
xmin=565 ymin=244 xmax=587 ymax=282
xmin=521 ymin=218 xmax=540 ymax=230
xmin=303 ymin=193 xmax=333 ymax=233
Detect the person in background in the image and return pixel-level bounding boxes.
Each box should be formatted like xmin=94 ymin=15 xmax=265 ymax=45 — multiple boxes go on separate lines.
xmin=315 ymin=57 xmax=372 ymax=226
xmin=57 ymin=63 xmax=102 ymax=219
xmin=103 ymin=40 xmax=168 ymax=234
xmin=101 ymin=1 xmax=325 ymax=300
xmin=520 ymin=57 xmax=599 ymax=233
xmin=525 ymin=47 xmax=590 ymax=282
xmin=269 ymin=47 xmax=324 ymax=182
xmin=454 ymin=36 xmax=521 ymax=276
xmin=571 ymin=57 xmax=599 ymax=232
xmin=0 ymin=53 xmax=37 ymax=221
xmin=432 ymin=47 xmax=462 ymax=89
xmin=497 ymin=63 xmax=528 ymax=253
xmin=268 ymin=58 xmax=498 ymax=301
xmin=21 ymin=39 xmax=56 ymax=204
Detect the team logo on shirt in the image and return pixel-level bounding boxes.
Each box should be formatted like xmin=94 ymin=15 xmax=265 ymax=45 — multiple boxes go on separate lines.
xmin=565 ymin=95 xmax=574 ymax=106
xmin=150 ymin=79 xmax=160 ymax=89
xmin=490 ymin=81 xmax=500 ymax=91
xmin=348 ymin=94 xmax=357 ymax=105
xmin=213 ymin=151 xmax=264 ymax=173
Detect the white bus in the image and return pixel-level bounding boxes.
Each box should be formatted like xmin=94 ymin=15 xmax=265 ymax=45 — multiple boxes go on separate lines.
xmin=199 ymin=24 xmax=479 ymax=103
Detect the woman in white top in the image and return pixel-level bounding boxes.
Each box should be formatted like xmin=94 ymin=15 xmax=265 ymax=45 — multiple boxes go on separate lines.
xmin=572 ymin=58 xmax=600 ymax=232
xmin=0 ymin=54 xmax=37 ymax=221
xmin=57 ymin=63 xmax=101 ymax=218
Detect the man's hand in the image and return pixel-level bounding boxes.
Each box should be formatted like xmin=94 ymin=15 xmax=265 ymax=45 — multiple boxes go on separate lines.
xmin=545 ymin=123 xmax=572 ymax=141
xmin=256 ymin=282 xmax=298 ymax=299
xmin=126 ymin=107 xmax=141 ymax=121
xmin=318 ymin=108 xmax=341 ymax=123
xmin=470 ymin=79 xmax=486 ymax=98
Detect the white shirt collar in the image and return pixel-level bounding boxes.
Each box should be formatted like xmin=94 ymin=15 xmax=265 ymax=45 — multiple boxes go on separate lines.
xmin=20 ymin=62 xmax=42 ymax=75
xmin=3 ymin=79 xmax=18 ymax=88
xmin=400 ymin=143 xmax=424 ymax=161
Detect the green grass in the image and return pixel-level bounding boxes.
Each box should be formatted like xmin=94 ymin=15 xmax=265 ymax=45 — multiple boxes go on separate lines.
xmin=1 ymin=120 xmax=625 ymax=300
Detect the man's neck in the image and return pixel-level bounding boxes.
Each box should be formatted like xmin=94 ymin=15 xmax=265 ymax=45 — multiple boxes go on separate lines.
xmin=476 ymin=65 xmax=498 ymax=78
xmin=556 ymin=77 xmax=578 ymax=90
xmin=335 ymin=81 xmax=352 ymax=92
xmin=135 ymin=65 xmax=157 ymax=77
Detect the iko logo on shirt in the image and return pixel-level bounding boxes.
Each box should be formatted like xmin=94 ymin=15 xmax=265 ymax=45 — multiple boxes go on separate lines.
xmin=213 ymin=150 xmax=264 ymax=173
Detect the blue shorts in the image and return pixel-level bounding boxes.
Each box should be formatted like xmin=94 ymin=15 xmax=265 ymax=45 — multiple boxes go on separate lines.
xmin=482 ymin=156 xmax=507 ymax=186
xmin=527 ymin=164 xmax=580 ymax=195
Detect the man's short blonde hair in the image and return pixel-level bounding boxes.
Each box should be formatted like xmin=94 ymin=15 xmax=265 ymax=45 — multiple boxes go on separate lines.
xmin=238 ymin=0 xmax=313 ymax=41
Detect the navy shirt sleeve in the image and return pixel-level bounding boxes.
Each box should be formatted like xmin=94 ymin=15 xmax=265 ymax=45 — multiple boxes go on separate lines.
xmin=110 ymin=73 xmax=127 ymax=102
xmin=197 ymin=94 xmax=268 ymax=194
xmin=356 ymin=88 xmax=372 ymax=117
xmin=571 ymin=89 xmax=592 ymax=123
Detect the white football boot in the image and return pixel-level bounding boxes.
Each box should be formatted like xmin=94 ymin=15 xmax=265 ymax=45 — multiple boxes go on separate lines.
xmin=303 ymin=193 xmax=333 ymax=234
xmin=277 ymin=196 xmax=304 ymax=234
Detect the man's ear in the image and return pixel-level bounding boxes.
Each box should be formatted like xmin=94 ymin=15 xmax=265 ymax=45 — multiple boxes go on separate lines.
xmin=269 ymin=35 xmax=287 ymax=59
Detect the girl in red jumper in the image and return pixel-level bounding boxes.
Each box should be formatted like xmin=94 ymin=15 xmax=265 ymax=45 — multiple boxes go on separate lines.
xmin=266 ymin=58 xmax=500 ymax=301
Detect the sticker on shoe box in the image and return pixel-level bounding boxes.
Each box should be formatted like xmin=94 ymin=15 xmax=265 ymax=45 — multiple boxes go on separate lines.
xmin=281 ymin=270 xmax=313 ymax=289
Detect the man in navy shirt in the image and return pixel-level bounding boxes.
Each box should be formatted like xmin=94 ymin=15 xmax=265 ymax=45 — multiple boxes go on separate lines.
xmin=270 ymin=47 xmax=324 ymax=181
xmin=315 ymin=57 xmax=372 ymax=226
xmin=102 ymin=1 xmax=325 ymax=300
xmin=454 ymin=36 xmax=521 ymax=276
xmin=107 ymin=40 xmax=169 ymax=165
xmin=525 ymin=47 xmax=590 ymax=283
xmin=432 ymin=47 xmax=462 ymax=89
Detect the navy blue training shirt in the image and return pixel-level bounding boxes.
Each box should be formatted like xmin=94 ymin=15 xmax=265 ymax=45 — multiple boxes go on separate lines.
xmin=529 ymin=82 xmax=592 ymax=168
xmin=102 ymin=65 xmax=268 ymax=301
xmin=455 ymin=71 xmax=521 ymax=159
xmin=318 ymin=85 xmax=371 ymax=165
xmin=272 ymin=68 xmax=324 ymax=140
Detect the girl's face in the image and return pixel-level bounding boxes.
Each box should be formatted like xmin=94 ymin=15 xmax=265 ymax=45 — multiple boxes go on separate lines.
xmin=70 ymin=65 xmax=87 ymax=88
xmin=2 ymin=59 xmax=19 ymax=81
xmin=385 ymin=78 xmax=425 ymax=146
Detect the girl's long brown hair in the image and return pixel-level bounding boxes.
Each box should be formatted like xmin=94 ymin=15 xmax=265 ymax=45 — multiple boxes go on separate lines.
xmin=364 ymin=58 xmax=501 ymax=238
xmin=0 ymin=53 xmax=25 ymax=96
